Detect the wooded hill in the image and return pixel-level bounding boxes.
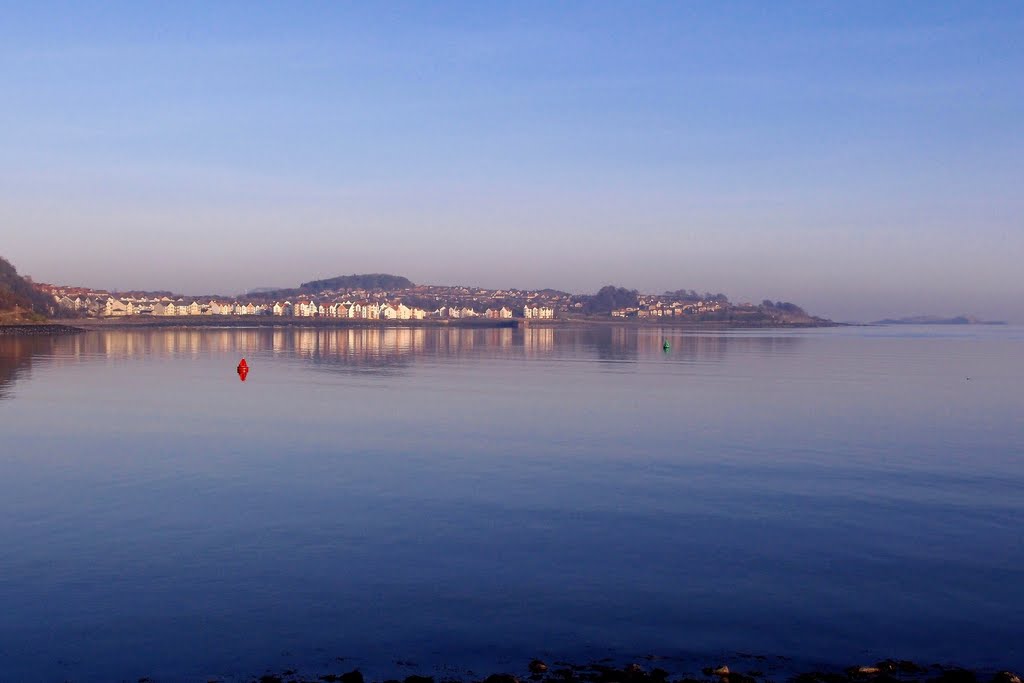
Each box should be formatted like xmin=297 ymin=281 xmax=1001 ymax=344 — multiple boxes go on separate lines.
xmin=252 ymin=273 xmax=414 ymax=300
xmin=0 ymin=257 xmax=53 ymax=321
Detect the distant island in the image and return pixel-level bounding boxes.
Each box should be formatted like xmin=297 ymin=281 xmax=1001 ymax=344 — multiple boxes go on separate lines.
xmin=872 ymin=315 xmax=1007 ymax=326
xmin=3 ymin=255 xmax=834 ymax=328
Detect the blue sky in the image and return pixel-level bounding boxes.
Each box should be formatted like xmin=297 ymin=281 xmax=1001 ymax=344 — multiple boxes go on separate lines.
xmin=2 ymin=2 xmax=1021 ymax=321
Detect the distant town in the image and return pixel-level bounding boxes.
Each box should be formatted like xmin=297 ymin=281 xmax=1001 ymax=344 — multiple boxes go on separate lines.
xmin=0 ymin=255 xmax=826 ymax=327
xmin=33 ymin=273 xmax=823 ymax=326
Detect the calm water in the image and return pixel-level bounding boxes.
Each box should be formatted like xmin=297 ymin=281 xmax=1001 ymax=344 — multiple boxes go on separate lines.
xmin=1 ymin=325 xmax=1022 ymax=682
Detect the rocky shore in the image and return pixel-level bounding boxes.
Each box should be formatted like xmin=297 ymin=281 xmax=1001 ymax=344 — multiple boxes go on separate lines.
xmin=239 ymin=658 xmax=1019 ymax=683
xmin=0 ymin=323 xmax=83 ymax=336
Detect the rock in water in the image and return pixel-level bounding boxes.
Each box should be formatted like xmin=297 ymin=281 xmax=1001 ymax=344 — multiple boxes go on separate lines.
xmin=484 ymin=675 xmax=520 ymax=683
xmin=991 ymin=675 xmax=1021 ymax=683
xmin=713 ymin=666 xmax=731 ymax=677
xmin=529 ymin=661 xmax=549 ymax=674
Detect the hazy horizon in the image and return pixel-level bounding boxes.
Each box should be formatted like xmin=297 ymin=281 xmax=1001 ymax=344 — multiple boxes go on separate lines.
xmin=3 ymin=3 xmax=1022 ymax=323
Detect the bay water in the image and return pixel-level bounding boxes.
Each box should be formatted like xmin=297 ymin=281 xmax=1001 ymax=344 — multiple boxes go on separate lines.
xmin=1 ymin=325 xmax=1022 ymax=682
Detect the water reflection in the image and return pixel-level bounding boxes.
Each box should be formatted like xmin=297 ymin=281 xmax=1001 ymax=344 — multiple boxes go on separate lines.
xmin=0 ymin=326 xmax=805 ymax=394
xmin=3 ymin=324 xmax=1022 ymax=682
xmin=0 ymin=336 xmax=58 ymax=400
xmin=590 ymin=326 xmax=803 ymax=364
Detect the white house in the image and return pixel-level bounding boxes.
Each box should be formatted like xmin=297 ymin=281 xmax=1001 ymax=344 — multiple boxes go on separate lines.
xmin=523 ymin=305 xmax=555 ymax=319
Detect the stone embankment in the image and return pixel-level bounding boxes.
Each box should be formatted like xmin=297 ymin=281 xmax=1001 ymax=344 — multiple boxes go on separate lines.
xmin=0 ymin=323 xmax=84 ymax=336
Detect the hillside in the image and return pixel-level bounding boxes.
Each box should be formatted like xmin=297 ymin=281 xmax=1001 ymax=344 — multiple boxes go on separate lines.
xmin=299 ymin=273 xmax=413 ymax=293
xmin=0 ymin=257 xmax=53 ymax=322
xmin=253 ymin=273 xmax=414 ymax=300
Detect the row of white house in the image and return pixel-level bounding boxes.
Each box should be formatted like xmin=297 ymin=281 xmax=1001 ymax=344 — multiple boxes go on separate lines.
xmin=277 ymin=301 xmax=485 ymax=320
xmin=611 ymin=301 xmax=724 ymax=318
xmin=274 ymin=301 xmax=556 ymax=319
xmin=57 ymin=295 xmax=555 ymax=320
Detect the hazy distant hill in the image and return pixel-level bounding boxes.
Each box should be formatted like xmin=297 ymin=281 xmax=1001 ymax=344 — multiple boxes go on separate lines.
xmin=300 ymin=273 xmax=413 ymax=293
xmin=872 ymin=315 xmax=1006 ymax=325
xmin=0 ymin=256 xmax=52 ymax=321
xmin=252 ymin=273 xmax=414 ymax=300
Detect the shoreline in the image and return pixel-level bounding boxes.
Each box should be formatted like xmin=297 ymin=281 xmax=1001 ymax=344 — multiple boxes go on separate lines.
xmin=149 ymin=655 xmax=1020 ymax=683
xmin=40 ymin=316 xmax=843 ymax=332
xmin=0 ymin=322 xmax=85 ymax=336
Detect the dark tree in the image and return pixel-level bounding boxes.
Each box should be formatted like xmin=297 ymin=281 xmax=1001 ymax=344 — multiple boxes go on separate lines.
xmin=583 ymin=285 xmax=639 ymax=314
xmin=300 ymin=273 xmax=413 ymax=293
xmin=761 ymin=300 xmax=808 ymax=316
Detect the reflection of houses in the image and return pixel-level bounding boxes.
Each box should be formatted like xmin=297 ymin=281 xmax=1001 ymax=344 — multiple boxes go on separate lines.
xmin=524 ymin=327 xmax=555 ymax=354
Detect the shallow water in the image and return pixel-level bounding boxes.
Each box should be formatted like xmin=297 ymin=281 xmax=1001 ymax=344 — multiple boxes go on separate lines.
xmin=1 ymin=325 xmax=1022 ymax=681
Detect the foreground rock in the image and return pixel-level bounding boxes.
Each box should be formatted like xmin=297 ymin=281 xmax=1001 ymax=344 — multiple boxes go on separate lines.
xmin=237 ymin=660 xmax=1018 ymax=683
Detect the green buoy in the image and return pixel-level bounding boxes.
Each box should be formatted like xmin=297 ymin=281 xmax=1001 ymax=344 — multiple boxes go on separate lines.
xmin=663 ymin=339 xmax=671 ymax=351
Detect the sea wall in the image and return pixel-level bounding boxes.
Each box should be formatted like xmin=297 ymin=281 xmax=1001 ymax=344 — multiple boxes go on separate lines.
xmin=0 ymin=324 xmax=84 ymax=336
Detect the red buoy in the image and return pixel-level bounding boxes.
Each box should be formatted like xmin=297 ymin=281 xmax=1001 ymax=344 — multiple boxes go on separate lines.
xmin=237 ymin=358 xmax=249 ymax=382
